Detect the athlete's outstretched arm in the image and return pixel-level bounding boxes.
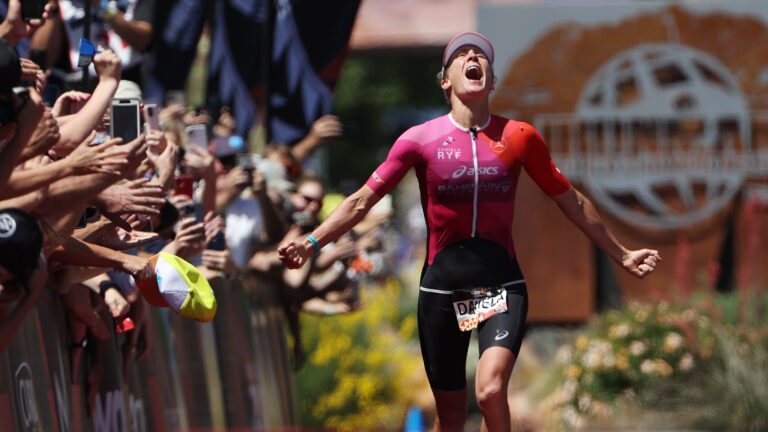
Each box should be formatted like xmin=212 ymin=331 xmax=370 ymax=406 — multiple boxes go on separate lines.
xmin=552 ymin=187 xmax=661 ymax=278
xmin=278 ymin=185 xmax=381 ymax=269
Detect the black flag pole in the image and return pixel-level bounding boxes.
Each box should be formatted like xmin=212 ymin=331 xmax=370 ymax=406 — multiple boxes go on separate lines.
xmin=262 ymin=0 xmax=274 ymax=144
xmin=81 ymin=0 xmax=92 ymax=90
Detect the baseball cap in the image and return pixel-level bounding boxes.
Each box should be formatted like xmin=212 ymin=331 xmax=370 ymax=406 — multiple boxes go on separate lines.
xmin=0 ymin=38 xmax=21 ymax=94
xmin=136 ymin=253 xmax=217 ymax=322
xmin=114 ymin=80 xmax=143 ymax=102
xmin=442 ymin=31 xmax=495 ymax=69
xmin=0 ymin=208 xmax=43 ymax=284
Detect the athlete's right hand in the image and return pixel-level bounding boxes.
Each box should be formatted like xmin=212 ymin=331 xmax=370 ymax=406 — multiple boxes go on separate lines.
xmin=278 ymin=240 xmax=311 ymax=269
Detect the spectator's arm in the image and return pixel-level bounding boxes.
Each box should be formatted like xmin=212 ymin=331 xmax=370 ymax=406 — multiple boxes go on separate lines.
xmin=2 ymin=136 xmax=128 ymax=199
xmin=215 ymin=167 xmax=247 ymax=212
xmin=290 ymin=115 xmax=342 ymax=164
xmin=105 ymin=14 xmax=152 ymax=52
xmin=249 ymin=225 xmax=301 ymax=272
xmin=0 ymin=189 xmax=45 ymax=213
xmin=29 ymin=172 xmax=120 ymax=218
xmin=51 ymin=266 xmax=108 ymax=293
xmin=253 ymin=171 xmax=287 ymax=245
xmin=28 ymin=1 xmax=62 ymax=67
xmin=30 ymin=136 xmax=147 ymax=219
xmin=312 ymin=235 xmax=356 ymax=271
xmin=1 ymin=159 xmax=73 ymax=199
xmin=16 ymin=110 xmax=60 ymax=164
xmin=307 ymin=263 xmax=347 ymax=292
xmin=55 ymin=48 xmax=121 ymax=153
xmin=247 ymin=249 xmax=282 ymax=273
xmin=183 ymin=146 xmax=217 ymax=215
xmin=49 ymin=237 xmax=153 ymax=280
xmin=0 ymin=88 xmax=45 ymax=186
xmin=145 ymin=131 xmax=178 ymax=193
xmin=301 ymin=297 xmax=356 ymax=315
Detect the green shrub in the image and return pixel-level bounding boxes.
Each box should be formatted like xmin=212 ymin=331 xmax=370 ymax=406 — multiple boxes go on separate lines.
xmin=541 ymin=291 xmax=768 ymax=430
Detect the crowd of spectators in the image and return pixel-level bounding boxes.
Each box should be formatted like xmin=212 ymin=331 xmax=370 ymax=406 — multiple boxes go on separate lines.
xmin=0 ymin=0 xmax=392 ymax=410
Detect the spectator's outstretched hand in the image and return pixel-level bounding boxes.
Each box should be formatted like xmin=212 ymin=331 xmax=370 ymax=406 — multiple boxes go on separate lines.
xmin=310 ymin=114 xmax=343 ymax=140
xmin=223 ymin=165 xmax=249 ymax=192
xmin=66 ymin=133 xmax=130 ymax=175
xmin=19 ymin=58 xmax=46 ymax=94
xmin=51 ymin=91 xmax=91 ymax=117
xmin=164 ymin=217 xmax=206 ymax=259
xmin=182 ymin=145 xmax=215 ymax=180
xmin=202 ymin=249 xmax=236 ymax=276
xmin=144 ymin=129 xmax=166 ymax=151
xmin=183 ymin=109 xmax=211 ymax=126
xmin=145 ymin=135 xmax=178 ymax=185
xmin=119 ymin=134 xmax=148 ymax=174
xmin=203 ymin=212 xmax=224 ymax=244
xmin=94 ymin=225 xmax=160 ymax=251
xmin=94 ymin=177 xmax=165 ymax=230
xmin=21 ymin=109 xmax=59 ymax=161
xmin=15 ymin=86 xmax=45 ymax=133
xmin=103 ymin=286 xmax=130 ymax=318
xmin=120 ymin=254 xmax=154 ymax=281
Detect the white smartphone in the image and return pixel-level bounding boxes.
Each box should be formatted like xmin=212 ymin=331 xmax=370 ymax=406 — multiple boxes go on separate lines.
xmin=110 ymin=98 xmax=141 ymax=144
xmin=185 ymin=124 xmax=208 ymax=150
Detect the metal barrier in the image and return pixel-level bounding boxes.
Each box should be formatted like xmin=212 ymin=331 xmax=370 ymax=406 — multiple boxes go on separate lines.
xmin=0 ymin=272 xmax=295 ymax=431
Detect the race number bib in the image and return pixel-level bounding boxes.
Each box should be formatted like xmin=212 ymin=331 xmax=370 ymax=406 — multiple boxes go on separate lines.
xmin=452 ymin=288 xmax=508 ymax=332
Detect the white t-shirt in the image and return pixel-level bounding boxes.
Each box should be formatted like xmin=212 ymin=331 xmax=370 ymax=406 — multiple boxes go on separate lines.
xmin=225 ymin=197 xmax=264 ymax=267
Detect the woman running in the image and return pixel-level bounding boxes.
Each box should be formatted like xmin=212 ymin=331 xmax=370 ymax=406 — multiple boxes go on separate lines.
xmin=279 ymin=31 xmax=661 ymax=432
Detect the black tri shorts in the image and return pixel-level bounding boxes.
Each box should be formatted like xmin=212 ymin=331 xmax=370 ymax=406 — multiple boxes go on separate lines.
xmin=417 ymin=238 xmax=529 ymax=391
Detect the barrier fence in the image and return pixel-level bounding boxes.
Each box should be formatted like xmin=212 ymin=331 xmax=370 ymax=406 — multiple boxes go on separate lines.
xmin=0 ymin=272 xmax=295 ymax=432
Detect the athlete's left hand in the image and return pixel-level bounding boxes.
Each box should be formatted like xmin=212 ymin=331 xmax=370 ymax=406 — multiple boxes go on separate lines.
xmin=622 ymin=249 xmax=661 ymax=278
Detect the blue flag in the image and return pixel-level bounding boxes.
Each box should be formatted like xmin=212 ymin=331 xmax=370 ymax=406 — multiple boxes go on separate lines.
xmin=153 ymin=0 xmax=360 ymax=144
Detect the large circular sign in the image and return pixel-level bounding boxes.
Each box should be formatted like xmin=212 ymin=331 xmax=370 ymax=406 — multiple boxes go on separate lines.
xmin=573 ymin=43 xmax=749 ymax=230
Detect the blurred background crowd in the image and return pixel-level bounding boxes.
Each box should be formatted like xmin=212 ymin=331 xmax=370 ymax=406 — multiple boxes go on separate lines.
xmin=0 ymin=0 xmax=397 ymax=413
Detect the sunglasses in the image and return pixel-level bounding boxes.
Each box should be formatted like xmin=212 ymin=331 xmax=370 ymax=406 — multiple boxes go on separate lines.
xmin=299 ymin=194 xmax=322 ymax=204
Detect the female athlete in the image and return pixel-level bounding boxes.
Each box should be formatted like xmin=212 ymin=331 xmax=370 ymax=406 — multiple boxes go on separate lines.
xmin=279 ymin=31 xmax=661 ymax=432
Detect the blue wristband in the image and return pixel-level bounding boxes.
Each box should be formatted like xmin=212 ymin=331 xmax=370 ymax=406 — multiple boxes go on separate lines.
xmin=306 ymin=235 xmax=320 ymax=257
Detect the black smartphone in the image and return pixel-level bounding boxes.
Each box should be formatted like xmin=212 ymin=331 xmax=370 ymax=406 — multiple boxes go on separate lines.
xmin=21 ymin=0 xmax=46 ymax=21
xmin=28 ymin=49 xmax=46 ymax=68
xmin=235 ymin=153 xmax=255 ymax=186
xmin=110 ymin=98 xmax=141 ymax=144
xmin=206 ymin=231 xmax=226 ymax=251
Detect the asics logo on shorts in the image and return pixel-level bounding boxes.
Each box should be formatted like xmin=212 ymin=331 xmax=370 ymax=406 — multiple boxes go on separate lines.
xmin=495 ymin=330 xmax=509 ymax=341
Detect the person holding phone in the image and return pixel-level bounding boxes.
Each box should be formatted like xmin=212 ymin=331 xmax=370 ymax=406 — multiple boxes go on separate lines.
xmin=29 ymin=0 xmax=155 ymax=90
xmin=279 ymin=31 xmax=662 ymax=431
xmin=0 ymin=0 xmax=52 ymax=46
xmin=49 ymin=46 xmax=123 ymax=157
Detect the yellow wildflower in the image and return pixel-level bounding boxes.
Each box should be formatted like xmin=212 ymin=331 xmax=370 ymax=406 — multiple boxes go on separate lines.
xmin=575 ymin=335 xmax=590 ymax=351
xmin=565 ymin=364 xmax=583 ymax=380
xmin=616 ymin=353 xmax=630 ymax=371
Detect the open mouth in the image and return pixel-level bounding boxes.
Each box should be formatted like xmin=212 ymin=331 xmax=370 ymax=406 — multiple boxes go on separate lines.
xmin=465 ymin=65 xmax=482 ymax=80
